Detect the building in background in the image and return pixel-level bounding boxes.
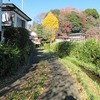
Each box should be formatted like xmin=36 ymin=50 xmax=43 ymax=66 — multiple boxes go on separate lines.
xmin=30 ymin=31 xmax=41 ymax=47
xmin=2 ymin=3 xmax=31 ymax=28
xmin=68 ymin=33 xmax=85 ymax=41
xmin=0 ymin=3 xmax=31 ymax=42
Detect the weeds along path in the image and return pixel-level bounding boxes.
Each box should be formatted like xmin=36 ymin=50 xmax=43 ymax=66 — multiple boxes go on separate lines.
xmin=0 ymin=48 xmax=81 ymax=100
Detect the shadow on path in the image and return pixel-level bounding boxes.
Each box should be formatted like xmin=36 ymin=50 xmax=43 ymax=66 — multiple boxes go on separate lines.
xmin=0 ymin=48 xmax=43 ymax=98
xmin=38 ymin=55 xmax=81 ymax=100
xmin=0 ymin=48 xmax=81 ymax=100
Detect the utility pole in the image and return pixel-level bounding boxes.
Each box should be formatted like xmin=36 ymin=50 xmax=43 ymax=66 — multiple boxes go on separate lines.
xmin=22 ymin=0 xmax=24 ymax=11
xmin=0 ymin=0 xmax=2 ymax=41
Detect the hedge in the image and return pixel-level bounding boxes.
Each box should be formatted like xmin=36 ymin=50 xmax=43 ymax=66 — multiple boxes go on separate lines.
xmin=0 ymin=27 xmax=35 ymax=78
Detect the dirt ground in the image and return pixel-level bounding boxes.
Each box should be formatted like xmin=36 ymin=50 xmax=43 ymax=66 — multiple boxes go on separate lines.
xmin=0 ymin=48 xmax=81 ymax=100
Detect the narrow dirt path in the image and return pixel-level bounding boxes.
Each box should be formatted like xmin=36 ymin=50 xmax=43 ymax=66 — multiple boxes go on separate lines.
xmin=0 ymin=48 xmax=81 ymax=100
xmin=38 ymin=50 xmax=81 ymax=100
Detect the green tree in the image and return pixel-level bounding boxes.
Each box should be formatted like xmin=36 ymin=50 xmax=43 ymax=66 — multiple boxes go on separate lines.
xmin=36 ymin=24 xmax=52 ymax=45
xmin=95 ymin=17 xmax=100 ymax=27
xmin=36 ymin=24 xmax=44 ymax=38
xmin=50 ymin=9 xmax=60 ymax=18
xmin=84 ymin=9 xmax=99 ymax=19
xmin=58 ymin=14 xmax=72 ymax=34
xmin=42 ymin=12 xmax=59 ymax=42
xmin=65 ymin=12 xmax=82 ymax=33
xmin=40 ymin=27 xmax=52 ymax=44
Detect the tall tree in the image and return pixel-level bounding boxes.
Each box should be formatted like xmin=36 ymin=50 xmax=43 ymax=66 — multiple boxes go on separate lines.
xmin=36 ymin=24 xmax=44 ymax=37
xmin=58 ymin=14 xmax=72 ymax=34
xmin=78 ymin=12 xmax=87 ymax=27
xmin=42 ymin=12 xmax=59 ymax=42
xmin=84 ymin=9 xmax=99 ymax=19
xmin=65 ymin=12 xmax=82 ymax=33
xmin=50 ymin=9 xmax=60 ymax=18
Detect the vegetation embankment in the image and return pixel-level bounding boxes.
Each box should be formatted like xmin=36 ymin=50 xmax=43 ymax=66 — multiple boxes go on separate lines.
xmin=60 ymin=57 xmax=100 ymax=100
xmin=0 ymin=27 xmax=35 ymax=78
xmin=44 ymin=39 xmax=100 ymax=76
xmin=44 ymin=39 xmax=100 ymax=100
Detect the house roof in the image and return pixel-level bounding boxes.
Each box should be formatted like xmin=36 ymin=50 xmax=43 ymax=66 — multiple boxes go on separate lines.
xmin=2 ymin=3 xmax=31 ymax=21
xmin=59 ymin=36 xmax=69 ymax=39
xmin=68 ymin=33 xmax=84 ymax=36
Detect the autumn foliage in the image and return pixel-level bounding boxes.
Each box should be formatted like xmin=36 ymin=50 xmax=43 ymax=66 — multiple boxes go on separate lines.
xmin=35 ymin=6 xmax=100 ymax=42
xmin=58 ymin=15 xmax=72 ymax=33
xmin=85 ymin=27 xmax=100 ymax=40
xmin=42 ymin=12 xmax=59 ymax=41
xmin=60 ymin=7 xmax=79 ymax=15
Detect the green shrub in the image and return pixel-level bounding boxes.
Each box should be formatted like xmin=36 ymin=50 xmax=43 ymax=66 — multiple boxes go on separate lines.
xmin=48 ymin=39 xmax=100 ymax=75
xmin=4 ymin=27 xmax=30 ymax=49
xmin=43 ymin=44 xmax=50 ymax=51
xmin=69 ymin=42 xmax=82 ymax=58
xmin=52 ymin=41 xmax=73 ymax=58
xmin=49 ymin=43 xmax=57 ymax=53
xmin=0 ymin=44 xmax=21 ymax=77
xmin=4 ymin=27 xmax=18 ymax=44
xmin=69 ymin=39 xmax=100 ymax=72
xmin=0 ymin=27 xmax=35 ymax=78
xmin=78 ymin=39 xmax=100 ymax=68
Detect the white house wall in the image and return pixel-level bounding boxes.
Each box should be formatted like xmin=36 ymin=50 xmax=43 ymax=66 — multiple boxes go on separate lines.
xmin=15 ymin=13 xmax=27 ymax=28
xmin=2 ymin=10 xmax=27 ymax=28
xmin=14 ymin=13 xmax=17 ymax=27
xmin=1 ymin=11 xmax=28 ymax=29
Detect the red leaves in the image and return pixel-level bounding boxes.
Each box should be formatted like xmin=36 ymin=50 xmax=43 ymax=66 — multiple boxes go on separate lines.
xmin=60 ymin=7 xmax=79 ymax=15
xmin=58 ymin=15 xmax=72 ymax=33
xmin=85 ymin=27 xmax=100 ymax=40
xmin=62 ymin=24 xmax=72 ymax=33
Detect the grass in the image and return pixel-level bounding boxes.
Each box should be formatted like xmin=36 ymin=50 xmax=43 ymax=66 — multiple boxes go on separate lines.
xmin=66 ymin=57 xmax=100 ymax=77
xmin=5 ymin=60 xmax=49 ymax=100
xmin=60 ymin=57 xmax=100 ymax=100
xmin=43 ymin=42 xmax=100 ymax=100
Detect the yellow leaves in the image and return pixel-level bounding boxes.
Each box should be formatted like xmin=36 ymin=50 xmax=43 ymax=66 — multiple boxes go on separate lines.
xmin=42 ymin=12 xmax=59 ymax=33
xmin=42 ymin=12 xmax=59 ymax=42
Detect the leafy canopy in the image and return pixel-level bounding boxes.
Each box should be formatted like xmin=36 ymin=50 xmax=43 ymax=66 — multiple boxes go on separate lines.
xmin=42 ymin=12 xmax=59 ymax=41
xmin=84 ymin=9 xmax=99 ymax=19
xmin=65 ymin=12 xmax=82 ymax=33
xmin=42 ymin=12 xmax=59 ymax=31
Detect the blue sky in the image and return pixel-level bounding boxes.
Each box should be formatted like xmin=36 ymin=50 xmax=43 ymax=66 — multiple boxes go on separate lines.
xmin=3 ymin=0 xmax=100 ymax=24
